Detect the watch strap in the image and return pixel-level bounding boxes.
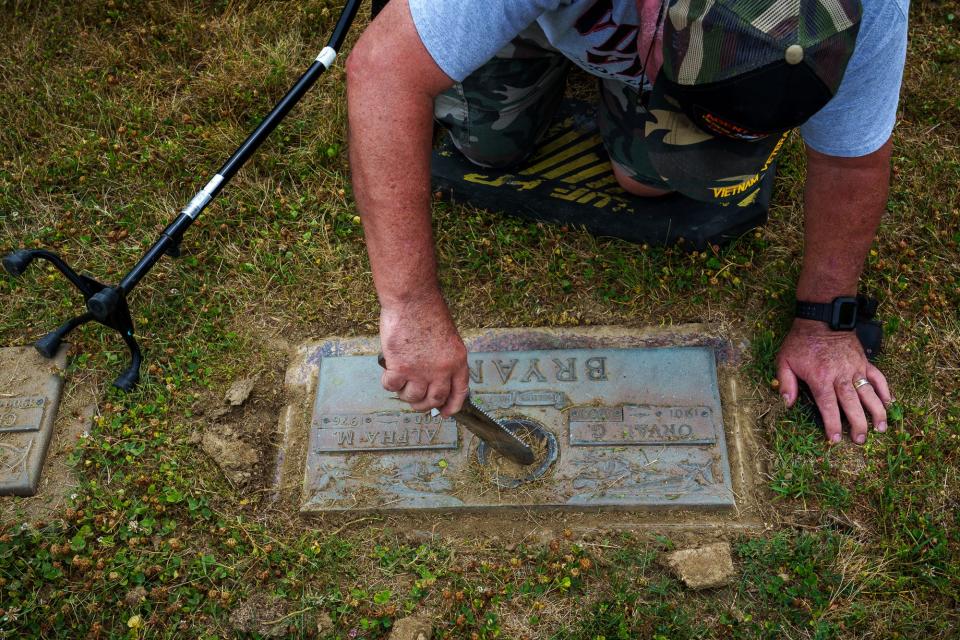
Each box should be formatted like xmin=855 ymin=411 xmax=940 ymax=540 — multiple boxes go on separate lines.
xmin=795 ymin=301 xmax=833 ymax=324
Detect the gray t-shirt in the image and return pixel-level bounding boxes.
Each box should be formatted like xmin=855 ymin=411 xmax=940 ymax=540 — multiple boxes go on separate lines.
xmin=409 ymin=0 xmax=909 ymax=157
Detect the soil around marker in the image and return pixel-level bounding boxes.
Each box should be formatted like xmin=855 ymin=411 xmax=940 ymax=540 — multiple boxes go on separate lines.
xmin=193 ymin=358 xmax=287 ymax=500
xmin=476 ymin=419 xmax=558 ymax=489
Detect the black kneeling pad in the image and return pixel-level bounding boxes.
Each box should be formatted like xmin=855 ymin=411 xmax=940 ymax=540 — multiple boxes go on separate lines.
xmin=431 ymin=99 xmax=774 ymax=250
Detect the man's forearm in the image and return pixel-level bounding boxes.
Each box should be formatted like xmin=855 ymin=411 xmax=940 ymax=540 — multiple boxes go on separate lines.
xmin=797 ymin=139 xmax=892 ymax=301
xmin=345 ymin=0 xmax=469 ymax=415
xmin=345 ymin=0 xmax=453 ymax=307
xmin=776 ymin=138 xmax=895 ymax=444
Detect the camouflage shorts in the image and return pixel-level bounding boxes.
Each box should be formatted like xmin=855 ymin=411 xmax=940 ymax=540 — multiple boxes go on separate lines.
xmin=434 ymin=25 xmax=670 ymax=190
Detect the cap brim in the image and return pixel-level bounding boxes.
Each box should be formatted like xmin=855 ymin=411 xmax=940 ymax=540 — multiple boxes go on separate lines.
xmin=645 ymin=81 xmax=788 ymax=204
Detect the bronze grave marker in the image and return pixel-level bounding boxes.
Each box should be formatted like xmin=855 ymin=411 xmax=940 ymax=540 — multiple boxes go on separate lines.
xmin=302 ymin=346 xmax=734 ymax=512
xmin=0 ymin=346 xmax=67 ymax=496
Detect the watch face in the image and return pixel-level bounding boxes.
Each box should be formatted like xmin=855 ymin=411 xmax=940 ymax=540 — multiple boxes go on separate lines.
xmin=836 ymin=300 xmax=858 ymax=329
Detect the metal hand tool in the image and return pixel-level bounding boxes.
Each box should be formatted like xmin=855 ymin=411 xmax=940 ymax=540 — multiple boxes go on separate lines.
xmin=377 ymin=354 xmax=535 ymax=466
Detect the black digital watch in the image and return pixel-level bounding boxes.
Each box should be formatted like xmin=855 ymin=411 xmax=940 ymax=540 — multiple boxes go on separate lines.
xmin=795 ymin=296 xmax=859 ymax=331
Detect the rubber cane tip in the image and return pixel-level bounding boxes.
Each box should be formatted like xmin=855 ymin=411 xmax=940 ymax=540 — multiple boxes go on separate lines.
xmin=2 ymin=250 xmax=33 ymax=277
xmin=34 ymin=333 xmax=62 ymax=359
xmin=113 ymin=368 xmax=139 ymax=393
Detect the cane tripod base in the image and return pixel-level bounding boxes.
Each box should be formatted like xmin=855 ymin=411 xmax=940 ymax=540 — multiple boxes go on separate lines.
xmin=3 ymin=249 xmax=142 ymax=391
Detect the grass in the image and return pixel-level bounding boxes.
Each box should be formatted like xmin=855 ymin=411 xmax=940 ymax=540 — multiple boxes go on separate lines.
xmin=1 ymin=0 xmax=958 ymax=637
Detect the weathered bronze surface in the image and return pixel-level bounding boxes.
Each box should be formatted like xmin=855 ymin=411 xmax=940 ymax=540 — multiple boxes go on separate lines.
xmin=302 ymin=346 xmax=733 ymax=511
xmin=0 ymin=346 xmax=67 ymax=496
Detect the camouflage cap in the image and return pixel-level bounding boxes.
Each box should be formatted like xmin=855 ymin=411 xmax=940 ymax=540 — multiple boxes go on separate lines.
xmin=646 ymin=0 xmax=863 ymax=203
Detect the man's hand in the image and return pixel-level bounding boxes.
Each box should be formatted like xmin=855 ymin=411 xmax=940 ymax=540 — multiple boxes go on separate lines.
xmin=776 ymin=319 xmax=892 ymax=444
xmin=379 ymin=294 xmax=469 ymax=416
xmin=787 ymin=138 xmax=894 ymax=444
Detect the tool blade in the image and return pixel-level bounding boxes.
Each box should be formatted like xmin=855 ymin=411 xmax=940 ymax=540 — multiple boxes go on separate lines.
xmin=454 ymin=397 xmax=536 ymax=466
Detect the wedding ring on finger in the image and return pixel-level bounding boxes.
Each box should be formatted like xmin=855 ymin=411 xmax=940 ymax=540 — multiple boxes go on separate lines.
xmin=853 ymin=377 xmax=871 ymax=390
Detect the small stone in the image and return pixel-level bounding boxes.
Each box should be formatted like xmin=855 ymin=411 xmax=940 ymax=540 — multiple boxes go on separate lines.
xmin=665 ymin=542 xmax=735 ymax=590
xmin=389 ymin=615 xmax=432 ymax=640
xmin=201 ymin=430 xmax=258 ymax=485
xmin=225 ymin=377 xmax=257 ymax=406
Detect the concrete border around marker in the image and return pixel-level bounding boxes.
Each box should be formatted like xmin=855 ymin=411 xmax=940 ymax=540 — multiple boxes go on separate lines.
xmin=273 ymin=325 xmax=771 ymax=531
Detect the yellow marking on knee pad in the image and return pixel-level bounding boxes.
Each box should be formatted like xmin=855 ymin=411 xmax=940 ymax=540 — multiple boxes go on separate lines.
xmin=562 ymin=162 xmax=612 ymax=185
xmin=520 ymin=135 xmax=603 ymax=176
xmin=542 ymin=153 xmax=602 ymax=180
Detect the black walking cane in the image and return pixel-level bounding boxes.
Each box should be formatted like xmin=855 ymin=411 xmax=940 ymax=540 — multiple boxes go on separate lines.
xmin=3 ymin=0 xmax=363 ymax=391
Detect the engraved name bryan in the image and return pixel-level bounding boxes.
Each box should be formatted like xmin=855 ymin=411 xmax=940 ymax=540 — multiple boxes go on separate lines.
xmin=468 ymin=356 xmax=608 ymax=385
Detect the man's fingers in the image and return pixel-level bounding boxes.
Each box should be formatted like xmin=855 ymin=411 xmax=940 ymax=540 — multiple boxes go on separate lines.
xmin=382 ymin=370 xmax=406 ymax=393
xmin=836 ymin=378 xmax=868 ymax=445
xmin=866 ymin=364 xmax=893 ymax=406
xmin=382 ymin=370 xmax=435 ymax=407
xmin=776 ymin=363 xmax=799 ymax=407
xmin=409 ymin=379 xmax=451 ymax=412
xmin=439 ymin=387 xmax=468 ymax=417
xmin=855 ymin=379 xmax=888 ymax=433
xmin=397 ymin=380 xmax=429 ymax=405
xmin=439 ymin=367 xmax=470 ymax=417
xmin=811 ymin=386 xmax=842 ymax=443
